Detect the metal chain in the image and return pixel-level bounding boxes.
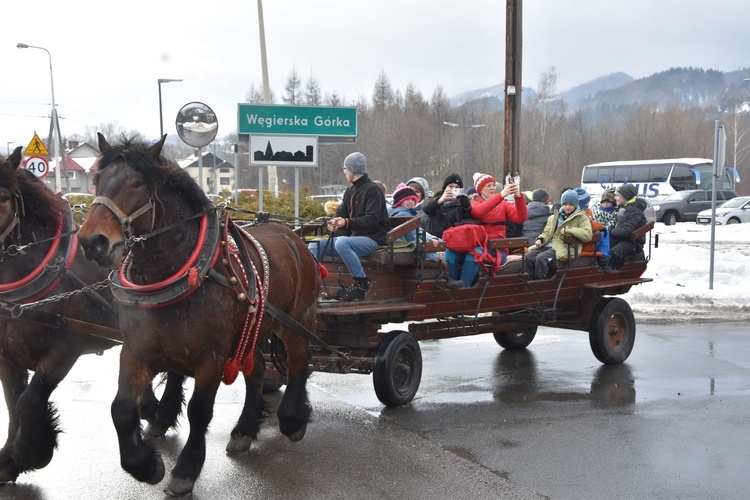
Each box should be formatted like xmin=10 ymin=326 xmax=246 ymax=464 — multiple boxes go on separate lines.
xmin=9 ymin=277 xmax=114 ymax=318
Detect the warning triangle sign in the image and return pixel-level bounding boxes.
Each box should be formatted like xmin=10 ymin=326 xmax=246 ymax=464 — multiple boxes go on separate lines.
xmin=24 ymin=133 xmax=50 ymax=157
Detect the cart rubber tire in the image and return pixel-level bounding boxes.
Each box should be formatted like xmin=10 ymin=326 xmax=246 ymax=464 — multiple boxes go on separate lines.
xmin=589 ymin=297 xmax=636 ymax=365
xmin=492 ymin=322 xmax=538 ymax=350
xmin=373 ymin=330 xmax=422 ymax=407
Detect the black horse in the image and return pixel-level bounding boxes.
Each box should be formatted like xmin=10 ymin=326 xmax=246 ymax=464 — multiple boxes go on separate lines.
xmin=0 ymin=147 xmax=184 ymax=484
xmin=77 ymin=134 xmax=318 ymax=496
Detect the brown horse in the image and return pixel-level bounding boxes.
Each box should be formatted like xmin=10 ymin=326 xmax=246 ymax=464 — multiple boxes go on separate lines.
xmin=77 ymin=134 xmax=317 ymax=496
xmin=0 ymin=147 xmax=185 ymax=484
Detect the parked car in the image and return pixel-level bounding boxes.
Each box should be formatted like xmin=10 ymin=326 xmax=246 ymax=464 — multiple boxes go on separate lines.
xmin=652 ymin=189 xmax=738 ymax=225
xmin=638 ymin=196 xmax=657 ymax=224
xmin=696 ymin=196 xmax=750 ymax=225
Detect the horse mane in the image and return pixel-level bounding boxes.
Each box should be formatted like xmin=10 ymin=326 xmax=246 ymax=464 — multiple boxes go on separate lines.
xmin=97 ymin=137 xmax=211 ymax=211
xmin=0 ymin=158 xmax=63 ymax=235
xmin=98 ymin=138 xmax=212 ymax=210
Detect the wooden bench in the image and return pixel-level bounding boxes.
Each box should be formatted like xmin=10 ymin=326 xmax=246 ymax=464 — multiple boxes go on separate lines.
xmin=562 ymin=220 xmax=654 ymax=264
xmin=306 ymin=216 xmax=423 ymax=267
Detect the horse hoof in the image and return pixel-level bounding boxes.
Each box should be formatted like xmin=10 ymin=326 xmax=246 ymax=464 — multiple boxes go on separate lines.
xmin=165 ymin=476 xmax=195 ymax=497
xmin=148 ymin=456 xmax=166 ymax=485
xmin=143 ymin=423 xmax=168 ymax=439
xmin=286 ymin=425 xmax=307 ymax=442
xmin=226 ymin=435 xmax=254 ymax=454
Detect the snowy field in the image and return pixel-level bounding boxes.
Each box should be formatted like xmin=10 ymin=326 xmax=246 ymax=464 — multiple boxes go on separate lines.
xmin=627 ymin=221 xmax=750 ymax=323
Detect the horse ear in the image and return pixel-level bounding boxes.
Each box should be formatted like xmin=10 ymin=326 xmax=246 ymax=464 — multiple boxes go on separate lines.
xmin=8 ymin=146 xmax=23 ymax=169
xmin=98 ymin=133 xmax=112 ymax=154
xmin=147 ymin=134 xmax=167 ymax=160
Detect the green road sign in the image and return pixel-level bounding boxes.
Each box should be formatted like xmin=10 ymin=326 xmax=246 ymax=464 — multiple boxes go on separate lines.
xmin=237 ymin=104 xmax=357 ymax=137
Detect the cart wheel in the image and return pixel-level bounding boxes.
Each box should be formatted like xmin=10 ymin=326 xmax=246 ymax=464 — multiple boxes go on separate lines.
xmin=492 ymin=322 xmax=538 ymax=350
xmin=589 ymin=298 xmax=636 ymax=365
xmin=373 ymin=330 xmax=422 ymax=407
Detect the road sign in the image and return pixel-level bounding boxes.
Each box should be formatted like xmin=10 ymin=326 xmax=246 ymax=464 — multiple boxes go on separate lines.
xmin=238 ymin=104 xmax=357 ymax=137
xmin=24 ymin=155 xmax=49 ymax=178
xmin=24 ymin=133 xmax=49 ymax=156
xmin=249 ymin=136 xmax=318 ymax=167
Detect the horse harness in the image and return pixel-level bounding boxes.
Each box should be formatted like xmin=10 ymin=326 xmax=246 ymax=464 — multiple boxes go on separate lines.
xmin=92 ymin=193 xmax=280 ymax=384
xmin=1 ymin=203 xmax=79 ymax=304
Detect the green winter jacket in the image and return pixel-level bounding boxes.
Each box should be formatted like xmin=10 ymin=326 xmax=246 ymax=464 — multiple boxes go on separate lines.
xmin=536 ymin=208 xmax=593 ymax=260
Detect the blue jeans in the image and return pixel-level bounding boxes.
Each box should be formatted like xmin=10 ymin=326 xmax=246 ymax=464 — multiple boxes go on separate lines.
xmin=445 ymin=247 xmax=506 ymax=286
xmin=308 ymin=236 xmax=379 ymax=279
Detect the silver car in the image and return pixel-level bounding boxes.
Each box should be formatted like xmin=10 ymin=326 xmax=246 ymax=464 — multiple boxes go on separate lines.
xmin=696 ymin=196 xmax=750 ymax=225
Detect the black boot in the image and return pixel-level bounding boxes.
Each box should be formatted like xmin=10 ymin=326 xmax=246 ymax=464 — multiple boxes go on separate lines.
xmin=335 ymin=277 xmax=370 ymax=301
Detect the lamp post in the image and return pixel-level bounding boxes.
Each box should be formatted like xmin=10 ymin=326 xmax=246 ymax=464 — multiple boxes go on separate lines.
xmin=17 ymin=43 xmax=65 ymax=192
xmin=443 ymin=122 xmax=486 ymax=183
xmin=158 ymin=78 xmax=182 ymax=137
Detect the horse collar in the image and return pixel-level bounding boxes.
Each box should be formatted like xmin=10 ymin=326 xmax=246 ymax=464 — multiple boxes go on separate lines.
xmin=112 ymin=209 xmax=221 ymax=308
xmin=0 ymin=206 xmax=77 ymax=303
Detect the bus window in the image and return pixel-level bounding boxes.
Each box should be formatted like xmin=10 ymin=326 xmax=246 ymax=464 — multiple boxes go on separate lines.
xmin=582 ymin=166 xmax=599 ymax=183
xmin=669 ymin=165 xmax=697 ymax=191
xmin=598 ymin=167 xmax=614 ymax=184
xmin=649 ymin=165 xmax=671 ymax=182
xmin=628 ymin=165 xmax=652 ymax=183
xmin=613 ymin=167 xmax=631 ymax=182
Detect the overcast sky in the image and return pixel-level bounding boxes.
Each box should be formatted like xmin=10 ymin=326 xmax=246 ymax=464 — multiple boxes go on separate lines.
xmin=2 ymin=0 xmax=749 ymax=151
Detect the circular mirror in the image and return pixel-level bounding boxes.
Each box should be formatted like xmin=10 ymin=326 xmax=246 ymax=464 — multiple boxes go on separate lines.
xmin=175 ymin=101 xmax=218 ymax=148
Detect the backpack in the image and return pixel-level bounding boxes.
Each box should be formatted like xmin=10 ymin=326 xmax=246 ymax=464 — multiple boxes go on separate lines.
xmin=442 ymin=224 xmax=503 ymax=275
xmin=442 ymin=224 xmax=487 ymax=253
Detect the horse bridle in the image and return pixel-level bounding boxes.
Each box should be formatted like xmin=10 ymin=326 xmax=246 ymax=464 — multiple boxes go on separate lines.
xmin=0 ymin=192 xmax=23 ymax=255
xmin=91 ymin=195 xmax=156 ymax=244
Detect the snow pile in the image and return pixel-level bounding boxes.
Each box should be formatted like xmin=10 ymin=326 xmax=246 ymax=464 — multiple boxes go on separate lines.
xmin=626 ymin=222 xmax=750 ymax=323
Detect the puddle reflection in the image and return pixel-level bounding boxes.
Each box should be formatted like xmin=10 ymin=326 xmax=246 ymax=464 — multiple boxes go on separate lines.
xmin=492 ymin=349 xmax=636 ymax=407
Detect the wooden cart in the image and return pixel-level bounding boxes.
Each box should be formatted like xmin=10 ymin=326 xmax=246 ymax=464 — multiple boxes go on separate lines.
xmin=287 ymin=217 xmax=655 ymax=407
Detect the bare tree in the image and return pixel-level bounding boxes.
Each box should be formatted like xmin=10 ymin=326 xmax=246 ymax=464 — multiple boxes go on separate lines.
xmin=325 ymin=91 xmax=342 ymax=106
xmin=304 ymin=71 xmax=322 ymax=106
xmin=372 ymin=71 xmax=394 ymax=111
xmin=245 ymin=82 xmax=276 ymax=104
xmin=283 ymin=68 xmax=303 ymax=105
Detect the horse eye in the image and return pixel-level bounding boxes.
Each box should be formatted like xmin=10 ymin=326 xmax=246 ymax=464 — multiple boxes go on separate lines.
xmin=131 ymin=180 xmax=144 ymax=189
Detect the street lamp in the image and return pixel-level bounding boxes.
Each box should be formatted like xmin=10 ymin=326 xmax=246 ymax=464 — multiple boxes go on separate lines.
xmin=443 ymin=122 xmax=486 ymax=183
xmin=158 ymin=78 xmax=182 ymax=137
xmin=17 ymin=43 xmax=65 ymax=192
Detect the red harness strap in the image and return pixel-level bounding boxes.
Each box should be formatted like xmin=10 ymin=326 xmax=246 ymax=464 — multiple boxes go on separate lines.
xmin=221 ymin=222 xmax=267 ymax=385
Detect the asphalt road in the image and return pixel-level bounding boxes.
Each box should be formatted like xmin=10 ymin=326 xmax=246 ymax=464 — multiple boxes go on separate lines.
xmin=1 ymin=323 xmax=748 ymax=499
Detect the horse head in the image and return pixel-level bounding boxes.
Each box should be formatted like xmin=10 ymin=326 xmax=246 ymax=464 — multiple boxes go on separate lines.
xmin=0 ymin=147 xmax=23 ymax=245
xmin=76 ymin=134 xmax=167 ymax=267
xmin=1 ymin=146 xmax=61 ymax=252
xmin=78 ymin=133 xmax=209 ymax=272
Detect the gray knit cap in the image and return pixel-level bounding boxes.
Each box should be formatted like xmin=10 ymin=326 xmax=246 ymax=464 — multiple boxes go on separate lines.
xmin=344 ymin=152 xmax=367 ymax=175
xmin=615 ymin=183 xmax=638 ymax=201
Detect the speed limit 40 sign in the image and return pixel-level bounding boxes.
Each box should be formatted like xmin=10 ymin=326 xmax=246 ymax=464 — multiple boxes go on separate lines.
xmin=24 ymin=155 xmax=49 ymax=178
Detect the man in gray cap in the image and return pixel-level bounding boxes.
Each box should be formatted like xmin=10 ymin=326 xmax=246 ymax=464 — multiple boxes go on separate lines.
xmin=308 ymin=152 xmax=390 ymax=300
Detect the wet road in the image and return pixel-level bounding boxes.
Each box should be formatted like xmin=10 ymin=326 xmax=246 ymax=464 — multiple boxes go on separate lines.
xmin=1 ymin=323 xmax=748 ymax=499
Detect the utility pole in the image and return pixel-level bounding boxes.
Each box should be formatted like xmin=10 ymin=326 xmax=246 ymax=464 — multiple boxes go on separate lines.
xmin=503 ymin=0 xmax=523 ymax=181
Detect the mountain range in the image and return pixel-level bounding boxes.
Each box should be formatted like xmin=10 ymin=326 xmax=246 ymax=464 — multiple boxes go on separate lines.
xmin=450 ymin=66 xmax=750 ymax=118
